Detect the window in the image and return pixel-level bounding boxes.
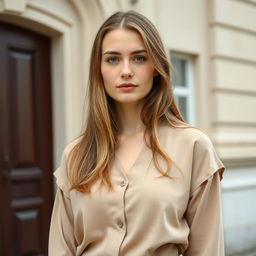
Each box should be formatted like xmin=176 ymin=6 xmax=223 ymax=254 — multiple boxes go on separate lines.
xmin=171 ymin=54 xmax=195 ymax=124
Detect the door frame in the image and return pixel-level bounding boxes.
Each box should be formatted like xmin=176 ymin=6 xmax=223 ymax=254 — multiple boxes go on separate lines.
xmin=0 ymin=21 xmax=55 ymax=255
xmin=0 ymin=0 xmax=104 ymax=169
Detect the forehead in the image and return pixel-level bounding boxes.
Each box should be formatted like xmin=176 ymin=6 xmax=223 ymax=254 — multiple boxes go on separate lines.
xmin=101 ymin=28 xmax=146 ymax=53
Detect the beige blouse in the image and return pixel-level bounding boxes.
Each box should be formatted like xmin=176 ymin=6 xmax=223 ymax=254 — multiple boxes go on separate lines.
xmin=49 ymin=125 xmax=225 ymax=256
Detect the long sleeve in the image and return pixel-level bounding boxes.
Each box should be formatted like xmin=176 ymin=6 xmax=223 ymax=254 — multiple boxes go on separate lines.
xmin=48 ymin=188 xmax=76 ymax=256
xmin=183 ymin=170 xmax=225 ymax=256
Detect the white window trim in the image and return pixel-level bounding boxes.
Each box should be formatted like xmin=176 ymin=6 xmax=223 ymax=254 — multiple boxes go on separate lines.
xmin=171 ymin=53 xmax=195 ymax=125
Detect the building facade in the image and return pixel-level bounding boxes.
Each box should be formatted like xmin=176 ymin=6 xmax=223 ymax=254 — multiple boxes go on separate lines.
xmin=0 ymin=0 xmax=255 ymax=255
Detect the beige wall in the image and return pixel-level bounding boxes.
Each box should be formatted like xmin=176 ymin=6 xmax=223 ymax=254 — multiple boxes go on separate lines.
xmin=210 ymin=0 xmax=256 ymax=165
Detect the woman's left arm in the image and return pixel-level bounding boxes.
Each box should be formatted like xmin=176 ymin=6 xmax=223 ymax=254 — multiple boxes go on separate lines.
xmin=183 ymin=169 xmax=225 ymax=256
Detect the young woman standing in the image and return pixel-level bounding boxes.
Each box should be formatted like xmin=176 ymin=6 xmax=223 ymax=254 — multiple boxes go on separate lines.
xmin=49 ymin=11 xmax=225 ymax=256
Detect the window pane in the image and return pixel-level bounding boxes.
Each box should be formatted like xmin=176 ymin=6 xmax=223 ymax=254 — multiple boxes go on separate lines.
xmin=177 ymin=96 xmax=188 ymax=121
xmin=172 ymin=57 xmax=186 ymax=87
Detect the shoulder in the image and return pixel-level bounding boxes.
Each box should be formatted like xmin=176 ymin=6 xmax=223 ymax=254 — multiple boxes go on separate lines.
xmin=164 ymin=124 xmax=218 ymax=164
xmin=163 ymin=124 xmax=214 ymax=149
xmin=162 ymin=124 xmax=225 ymax=191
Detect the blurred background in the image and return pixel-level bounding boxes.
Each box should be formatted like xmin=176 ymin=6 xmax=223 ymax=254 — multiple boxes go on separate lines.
xmin=0 ymin=0 xmax=255 ymax=255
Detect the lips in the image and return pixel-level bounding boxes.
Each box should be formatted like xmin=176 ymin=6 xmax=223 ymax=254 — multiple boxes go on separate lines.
xmin=116 ymin=83 xmax=138 ymax=88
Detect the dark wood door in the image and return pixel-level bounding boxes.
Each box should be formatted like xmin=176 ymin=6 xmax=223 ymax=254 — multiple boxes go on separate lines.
xmin=0 ymin=22 xmax=54 ymax=256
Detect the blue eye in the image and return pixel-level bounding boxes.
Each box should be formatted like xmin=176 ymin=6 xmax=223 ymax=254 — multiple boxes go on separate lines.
xmin=133 ymin=56 xmax=147 ymax=63
xmin=106 ymin=57 xmax=119 ymax=63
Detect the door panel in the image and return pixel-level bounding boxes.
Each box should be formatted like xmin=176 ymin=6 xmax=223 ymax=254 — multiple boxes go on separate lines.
xmin=0 ymin=22 xmax=54 ymax=256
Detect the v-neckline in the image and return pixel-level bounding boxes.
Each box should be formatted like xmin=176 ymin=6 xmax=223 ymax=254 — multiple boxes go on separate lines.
xmin=115 ymin=141 xmax=146 ymax=173
xmin=114 ymin=125 xmax=165 ymax=174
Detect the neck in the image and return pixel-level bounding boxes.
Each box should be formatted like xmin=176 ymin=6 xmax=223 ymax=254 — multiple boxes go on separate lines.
xmin=114 ymin=102 xmax=145 ymax=136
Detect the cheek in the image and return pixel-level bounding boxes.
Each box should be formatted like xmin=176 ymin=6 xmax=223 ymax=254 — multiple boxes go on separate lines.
xmin=140 ymin=67 xmax=155 ymax=86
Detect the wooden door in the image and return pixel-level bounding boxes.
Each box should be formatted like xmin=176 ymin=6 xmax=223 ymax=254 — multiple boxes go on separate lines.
xmin=0 ymin=22 xmax=54 ymax=256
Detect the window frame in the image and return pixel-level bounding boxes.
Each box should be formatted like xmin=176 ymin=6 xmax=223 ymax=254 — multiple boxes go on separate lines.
xmin=170 ymin=52 xmax=195 ymax=125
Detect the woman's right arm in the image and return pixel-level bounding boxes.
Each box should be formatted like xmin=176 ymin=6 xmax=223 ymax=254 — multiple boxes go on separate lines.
xmin=48 ymin=188 xmax=76 ymax=256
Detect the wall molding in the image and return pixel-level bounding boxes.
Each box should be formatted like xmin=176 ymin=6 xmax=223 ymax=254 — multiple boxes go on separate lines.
xmin=1 ymin=0 xmax=27 ymax=14
xmin=210 ymin=21 xmax=256 ymax=37
xmin=212 ymin=87 xmax=256 ymax=97
xmin=210 ymin=55 xmax=256 ymax=66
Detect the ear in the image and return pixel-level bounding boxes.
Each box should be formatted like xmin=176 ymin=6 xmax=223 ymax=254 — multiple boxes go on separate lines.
xmin=153 ymin=69 xmax=158 ymax=77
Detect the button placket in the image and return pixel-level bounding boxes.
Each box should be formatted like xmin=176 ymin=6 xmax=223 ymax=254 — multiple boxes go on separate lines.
xmin=112 ymin=163 xmax=129 ymax=254
xmin=120 ymin=180 xmax=126 ymax=187
xmin=117 ymin=178 xmax=127 ymax=230
xmin=117 ymin=219 xmax=124 ymax=229
xmin=116 ymin=176 xmax=127 ymax=233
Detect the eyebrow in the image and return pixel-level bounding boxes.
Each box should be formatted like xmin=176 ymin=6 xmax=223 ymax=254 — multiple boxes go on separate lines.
xmin=103 ymin=49 xmax=147 ymax=55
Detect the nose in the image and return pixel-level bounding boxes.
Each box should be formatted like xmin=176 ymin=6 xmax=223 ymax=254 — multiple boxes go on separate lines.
xmin=120 ymin=60 xmax=133 ymax=79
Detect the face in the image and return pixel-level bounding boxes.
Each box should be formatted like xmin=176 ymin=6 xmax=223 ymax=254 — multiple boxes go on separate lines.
xmin=101 ymin=28 xmax=157 ymax=105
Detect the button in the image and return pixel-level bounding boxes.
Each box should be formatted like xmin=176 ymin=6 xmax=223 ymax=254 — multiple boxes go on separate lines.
xmin=117 ymin=220 xmax=124 ymax=229
xmin=120 ymin=180 xmax=126 ymax=187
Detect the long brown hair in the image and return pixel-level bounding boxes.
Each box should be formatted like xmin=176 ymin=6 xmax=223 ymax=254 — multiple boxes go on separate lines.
xmin=68 ymin=11 xmax=188 ymax=193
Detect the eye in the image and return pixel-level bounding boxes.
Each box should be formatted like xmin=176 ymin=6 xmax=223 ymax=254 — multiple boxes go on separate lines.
xmin=106 ymin=56 xmax=120 ymax=64
xmin=133 ymin=55 xmax=147 ymax=63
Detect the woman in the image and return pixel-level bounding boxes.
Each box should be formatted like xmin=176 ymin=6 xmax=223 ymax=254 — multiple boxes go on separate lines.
xmin=49 ymin=11 xmax=225 ymax=256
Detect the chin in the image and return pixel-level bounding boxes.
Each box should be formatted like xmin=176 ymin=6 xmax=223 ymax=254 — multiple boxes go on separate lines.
xmin=113 ymin=97 xmax=144 ymax=105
